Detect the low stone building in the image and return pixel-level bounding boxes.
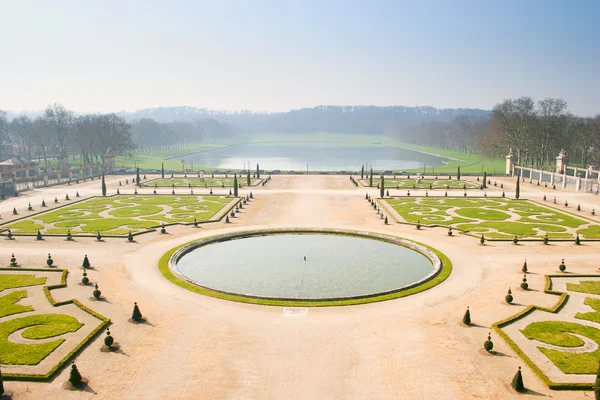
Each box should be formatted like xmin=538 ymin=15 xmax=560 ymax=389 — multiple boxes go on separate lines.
xmin=0 ymin=157 xmax=40 ymax=180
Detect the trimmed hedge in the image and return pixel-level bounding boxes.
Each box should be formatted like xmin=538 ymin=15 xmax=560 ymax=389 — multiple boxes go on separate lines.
xmin=0 ymin=268 xmax=110 ymax=382
xmin=492 ymin=273 xmax=600 ymax=390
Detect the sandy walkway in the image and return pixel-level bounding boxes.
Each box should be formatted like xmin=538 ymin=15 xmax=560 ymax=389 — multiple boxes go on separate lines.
xmin=1 ymin=174 xmax=599 ymax=399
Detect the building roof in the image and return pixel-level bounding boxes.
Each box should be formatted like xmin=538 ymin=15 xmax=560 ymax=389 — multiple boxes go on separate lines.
xmin=0 ymin=157 xmax=38 ymax=166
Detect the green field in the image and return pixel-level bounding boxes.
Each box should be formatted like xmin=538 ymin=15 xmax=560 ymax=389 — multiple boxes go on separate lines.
xmin=384 ymin=197 xmax=597 ymax=239
xmin=145 ymin=176 xmax=260 ymax=188
xmin=113 ymin=133 xmax=504 ymax=174
xmin=363 ymin=178 xmax=480 ymax=189
xmin=2 ymin=195 xmax=234 ymax=236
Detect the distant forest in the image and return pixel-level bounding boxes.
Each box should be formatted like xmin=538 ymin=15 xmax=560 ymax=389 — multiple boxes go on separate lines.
xmin=1 ymin=100 xmax=598 ymax=168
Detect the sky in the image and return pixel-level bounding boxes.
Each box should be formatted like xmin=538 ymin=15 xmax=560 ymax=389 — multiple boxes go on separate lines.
xmin=0 ymin=0 xmax=599 ymax=116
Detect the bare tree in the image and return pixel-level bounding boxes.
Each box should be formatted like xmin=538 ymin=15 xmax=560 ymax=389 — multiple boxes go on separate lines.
xmin=42 ymin=103 xmax=73 ymax=156
xmin=31 ymin=117 xmax=54 ymax=167
xmin=9 ymin=115 xmax=34 ymax=159
xmin=0 ymin=110 xmax=9 ymax=159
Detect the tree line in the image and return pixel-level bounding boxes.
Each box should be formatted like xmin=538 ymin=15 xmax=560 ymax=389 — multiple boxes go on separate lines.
xmin=0 ymin=104 xmax=234 ymax=166
xmin=387 ymin=97 xmax=599 ymax=168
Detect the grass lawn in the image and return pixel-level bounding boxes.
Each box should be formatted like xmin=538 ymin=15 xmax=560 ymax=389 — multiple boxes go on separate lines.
xmin=0 ymin=313 xmax=83 ymax=365
xmin=521 ymin=321 xmax=600 ymax=374
xmin=567 ymin=281 xmax=600 ymax=295
xmin=0 ymin=290 xmax=34 ymax=318
xmin=146 ymin=176 xmax=259 ymax=188
xmin=363 ymin=178 xmax=480 ymax=189
xmin=0 ymin=274 xmax=47 ymax=291
xmin=575 ymin=297 xmax=600 ymax=324
xmin=384 ymin=197 xmax=596 ymax=239
xmin=2 ymin=195 xmax=233 ymax=236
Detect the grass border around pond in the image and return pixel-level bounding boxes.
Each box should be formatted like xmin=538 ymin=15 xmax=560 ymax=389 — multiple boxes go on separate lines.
xmin=158 ymin=228 xmax=452 ymax=307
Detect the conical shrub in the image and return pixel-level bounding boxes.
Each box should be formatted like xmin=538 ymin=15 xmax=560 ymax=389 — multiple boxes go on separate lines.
xmin=511 ymin=366 xmax=525 ymax=392
xmin=69 ymin=363 xmax=83 ymax=387
xmin=462 ymin=307 xmax=471 ymax=325
xmin=132 ymin=302 xmax=143 ymax=321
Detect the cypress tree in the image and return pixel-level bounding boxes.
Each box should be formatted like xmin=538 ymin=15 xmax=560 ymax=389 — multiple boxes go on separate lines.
xmin=136 ymin=167 xmax=141 ymax=187
xmin=482 ymin=171 xmax=487 ymax=189
xmin=361 ymin=165 xmax=364 ymax=179
xmin=256 ymin=164 xmax=260 ymax=179
xmin=247 ymin=170 xmax=251 ymax=186
xmin=369 ymin=168 xmax=373 ymax=187
xmin=0 ymin=364 xmax=4 ymax=395
xmin=161 ymin=162 xmax=165 ymax=178
xmin=522 ymin=259 xmax=527 ymax=273
xmin=457 ymin=166 xmax=461 ymax=181
xmin=511 ymin=366 xmax=525 ymax=393
xmin=594 ymin=361 xmax=600 ymax=400
xmin=462 ymin=306 xmax=471 ymax=325
xmin=69 ymin=363 xmax=83 ymax=387
xmin=101 ymin=174 xmax=107 ymax=196
xmin=233 ymin=175 xmax=238 ymax=197
xmin=380 ymin=176 xmax=385 ymax=198
xmin=515 ymin=177 xmax=520 ymax=199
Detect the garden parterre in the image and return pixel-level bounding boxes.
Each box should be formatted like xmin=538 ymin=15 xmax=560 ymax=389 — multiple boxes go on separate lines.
xmin=384 ymin=197 xmax=598 ymax=239
xmin=1 ymin=195 xmax=235 ymax=236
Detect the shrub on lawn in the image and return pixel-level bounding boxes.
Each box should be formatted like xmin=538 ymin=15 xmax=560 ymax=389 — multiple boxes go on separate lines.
xmin=511 ymin=366 xmax=525 ymax=393
xmin=484 ymin=332 xmax=493 ymax=351
xmin=462 ymin=306 xmax=471 ymax=325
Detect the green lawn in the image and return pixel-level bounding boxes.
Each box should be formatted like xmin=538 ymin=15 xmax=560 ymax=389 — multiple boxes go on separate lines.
xmin=146 ymin=177 xmax=259 ymax=188
xmin=384 ymin=197 xmax=597 ymax=239
xmin=575 ymin=297 xmax=600 ymax=324
xmin=522 ymin=321 xmax=600 ymax=374
xmin=0 ymin=313 xmax=83 ymax=365
xmin=0 ymin=274 xmax=47 ymax=291
xmin=363 ymin=178 xmax=480 ymax=189
xmin=567 ymin=281 xmax=600 ymax=295
xmin=0 ymin=290 xmax=34 ymax=318
xmin=2 ymin=195 xmax=234 ymax=236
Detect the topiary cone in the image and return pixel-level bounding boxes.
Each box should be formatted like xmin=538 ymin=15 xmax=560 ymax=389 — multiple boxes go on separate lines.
xmin=462 ymin=306 xmax=471 ymax=325
xmin=225 ymin=215 xmax=230 ymax=223
xmin=46 ymin=253 xmax=54 ymax=267
xmin=132 ymin=302 xmax=143 ymax=321
xmin=416 ymin=220 xmax=421 ymax=230
xmin=82 ymin=255 xmax=90 ymax=268
xmin=484 ymin=332 xmax=493 ymax=351
xmin=559 ymin=259 xmax=566 ymax=272
xmin=575 ymin=234 xmax=581 ymax=245
xmin=36 ymin=230 xmax=43 ymax=240
xmin=96 ymin=231 xmax=102 ymax=241
xmin=127 ymin=231 xmax=133 ymax=242
xmin=511 ymin=366 xmax=525 ymax=393
xmin=69 ymin=362 xmax=83 ymax=387
xmin=104 ymin=329 xmax=114 ymax=347
xmin=522 ymin=260 xmax=527 ymax=273
xmin=480 ymin=235 xmax=485 ymax=245
xmin=384 ymin=216 xmax=388 ymax=225
xmin=12 ymin=207 xmax=17 ymax=215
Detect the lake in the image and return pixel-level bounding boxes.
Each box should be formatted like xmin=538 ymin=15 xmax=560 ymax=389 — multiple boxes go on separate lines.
xmin=178 ymin=142 xmax=447 ymax=172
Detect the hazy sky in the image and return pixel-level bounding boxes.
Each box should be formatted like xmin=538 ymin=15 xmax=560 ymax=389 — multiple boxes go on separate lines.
xmin=1 ymin=0 xmax=598 ymax=115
